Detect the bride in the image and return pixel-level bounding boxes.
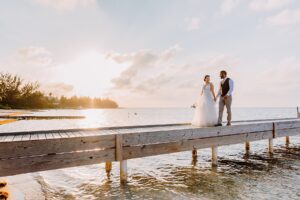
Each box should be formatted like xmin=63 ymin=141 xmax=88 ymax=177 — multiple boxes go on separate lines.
xmin=192 ymin=75 xmax=218 ymax=127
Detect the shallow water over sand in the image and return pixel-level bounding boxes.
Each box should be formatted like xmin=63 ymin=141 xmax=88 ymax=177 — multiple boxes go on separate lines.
xmin=0 ymin=108 xmax=299 ymax=200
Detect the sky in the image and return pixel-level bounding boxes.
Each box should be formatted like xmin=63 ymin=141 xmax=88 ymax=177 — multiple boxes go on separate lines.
xmin=0 ymin=0 xmax=300 ymax=107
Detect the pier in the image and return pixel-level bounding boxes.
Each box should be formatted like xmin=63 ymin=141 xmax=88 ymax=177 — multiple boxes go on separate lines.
xmin=0 ymin=115 xmax=85 ymax=120
xmin=0 ymin=111 xmax=299 ymax=185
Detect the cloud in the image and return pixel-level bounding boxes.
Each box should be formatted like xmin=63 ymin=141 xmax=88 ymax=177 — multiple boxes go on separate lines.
xmin=17 ymin=46 xmax=52 ymax=66
xmin=134 ymin=74 xmax=172 ymax=94
xmin=159 ymin=54 xmax=238 ymax=90
xmin=107 ymin=51 xmax=159 ymax=89
xmin=266 ymin=9 xmax=300 ymax=26
xmin=106 ymin=47 xmax=240 ymax=107
xmin=40 ymin=82 xmax=74 ymax=97
xmin=249 ymin=0 xmax=294 ymax=12
xmin=107 ymin=45 xmax=181 ymax=90
xmin=185 ymin=17 xmax=201 ymax=31
xmin=0 ymin=46 xmax=55 ymax=83
xmin=219 ymin=0 xmax=240 ymax=15
xmin=32 ymin=0 xmax=96 ymax=11
xmin=160 ymin=44 xmax=182 ymax=62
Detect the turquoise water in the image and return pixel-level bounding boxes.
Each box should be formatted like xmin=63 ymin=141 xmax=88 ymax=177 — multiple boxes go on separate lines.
xmin=0 ymin=108 xmax=299 ymax=200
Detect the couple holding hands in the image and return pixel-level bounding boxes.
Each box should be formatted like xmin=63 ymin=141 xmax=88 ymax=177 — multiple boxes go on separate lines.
xmin=192 ymin=70 xmax=234 ymax=127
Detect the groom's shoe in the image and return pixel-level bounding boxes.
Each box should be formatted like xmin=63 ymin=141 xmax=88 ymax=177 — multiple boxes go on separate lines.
xmin=215 ymin=123 xmax=222 ymax=127
xmin=226 ymin=123 xmax=231 ymax=126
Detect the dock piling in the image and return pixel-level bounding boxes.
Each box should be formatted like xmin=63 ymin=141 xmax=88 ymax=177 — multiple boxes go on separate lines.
xmin=192 ymin=147 xmax=198 ymax=166
xmin=211 ymin=146 xmax=218 ymax=167
xmin=192 ymin=147 xmax=197 ymax=159
xmin=297 ymin=107 xmax=300 ymax=118
xmin=105 ymin=161 xmax=112 ymax=177
xmin=245 ymin=141 xmax=250 ymax=155
xmin=285 ymin=136 xmax=290 ymax=146
xmin=120 ymin=160 xmax=128 ymax=183
xmin=268 ymin=138 xmax=273 ymax=155
xmin=116 ymin=134 xmax=127 ymax=183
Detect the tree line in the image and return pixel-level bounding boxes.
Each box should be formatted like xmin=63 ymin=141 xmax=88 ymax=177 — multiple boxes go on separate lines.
xmin=0 ymin=73 xmax=118 ymax=109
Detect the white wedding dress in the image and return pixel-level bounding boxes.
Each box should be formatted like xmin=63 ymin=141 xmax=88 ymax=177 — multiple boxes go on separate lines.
xmin=192 ymin=84 xmax=218 ymax=127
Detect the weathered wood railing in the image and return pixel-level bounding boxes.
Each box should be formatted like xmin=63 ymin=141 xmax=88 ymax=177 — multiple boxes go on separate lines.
xmin=0 ymin=117 xmax=300 ymax=183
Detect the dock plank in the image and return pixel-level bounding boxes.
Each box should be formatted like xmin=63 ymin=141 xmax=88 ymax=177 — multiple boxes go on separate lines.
xmin=123 ymin=122 xmax=273 ymax=146
xmin=274 ymin=120 xmax=300 ymax=130
xmin=0 ymin=134 xmax=116 ymax=159
xmin=0 ymin=149 xmax=115 ymax=177
xmin=123 ymin=130 xmax=273 ymax=160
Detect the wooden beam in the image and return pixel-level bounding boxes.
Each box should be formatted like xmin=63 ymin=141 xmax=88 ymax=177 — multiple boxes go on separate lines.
xmin=123 ymin=131 xmax=273 ymax=160
xmin=115 ymin=135 xmax=123 ymax=161
xmin=274 ymin=120 xmax=300 ymax=130
xmin=211 ymin=146 xmax=218 ymax=167
xmin=0 ymin=149 xmax=115 ymax=177
xmin=275 ymin=127 xmax=300 ymax=137
xmin=0 ymin=134 xmax=116 ymax=159
xmin=123 ymin=123 xmax=273 ymax=146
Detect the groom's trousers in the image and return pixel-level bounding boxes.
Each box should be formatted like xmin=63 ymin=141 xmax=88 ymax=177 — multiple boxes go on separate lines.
xmin=218 ymin=95 xmax=232 ymax=124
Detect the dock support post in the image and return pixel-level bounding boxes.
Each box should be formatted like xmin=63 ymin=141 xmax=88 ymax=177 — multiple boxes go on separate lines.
xmin=245 ymin=141 xmax=250 ymax=155
xmin=285 ymin=136 xmax=290 ymax=146
xmin=120 ymin=160 xmax=128 ymax=183
xmin=116 ymin=134 xmax=127 ymax=183
xmin=268 ymin=138 xmax=273 ymax=155
xmin=297 ymin=107 xmax=300 ymax=118
xmin=211 ymin=146 xmax=218 ymax=167
xmin=192 ymin=147 xmax=198 ymax=166
xmin=105 ymin=161 xmax=112 ymax=177
xmin=192 ymin=147 xmax=197 ymax=159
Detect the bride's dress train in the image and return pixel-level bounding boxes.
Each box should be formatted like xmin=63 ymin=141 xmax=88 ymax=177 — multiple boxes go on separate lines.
xmin=192 ymin=84 xmax=218 ymax=127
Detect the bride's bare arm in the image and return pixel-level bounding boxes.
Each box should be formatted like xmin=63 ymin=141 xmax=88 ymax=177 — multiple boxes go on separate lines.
xmin=210 ymin=83 xmax=216 ymax=101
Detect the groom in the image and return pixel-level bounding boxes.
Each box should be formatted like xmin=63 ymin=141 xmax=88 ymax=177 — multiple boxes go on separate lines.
xmin=216 ymin=70 xmax=234 ymax=126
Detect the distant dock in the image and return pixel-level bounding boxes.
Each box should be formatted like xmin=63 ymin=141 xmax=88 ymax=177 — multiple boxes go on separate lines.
xmin=0 ymin=115 xmax=85 ymax=120
xmin=0 ymin=109 xmax=299 ymax=188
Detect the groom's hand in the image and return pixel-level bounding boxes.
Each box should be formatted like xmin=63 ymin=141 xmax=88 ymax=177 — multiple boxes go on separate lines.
xmin=223 ymin=96 xmax=228 ymax=100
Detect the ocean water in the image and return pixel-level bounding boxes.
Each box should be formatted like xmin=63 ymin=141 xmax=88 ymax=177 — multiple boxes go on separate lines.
xmin=0 ymin=107 xmax=299 ymax=200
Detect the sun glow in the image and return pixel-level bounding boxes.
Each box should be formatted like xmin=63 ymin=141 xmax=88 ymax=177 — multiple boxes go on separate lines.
xmin=56 ymin=51 xmax=125 ymax=97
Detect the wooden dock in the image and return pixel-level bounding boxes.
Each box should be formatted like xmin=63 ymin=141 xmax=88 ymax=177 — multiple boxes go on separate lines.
xmin=0 ymin=113 xmax=299 ymax=184
xmin=0 ymin=115 xmax=85 ymax=120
